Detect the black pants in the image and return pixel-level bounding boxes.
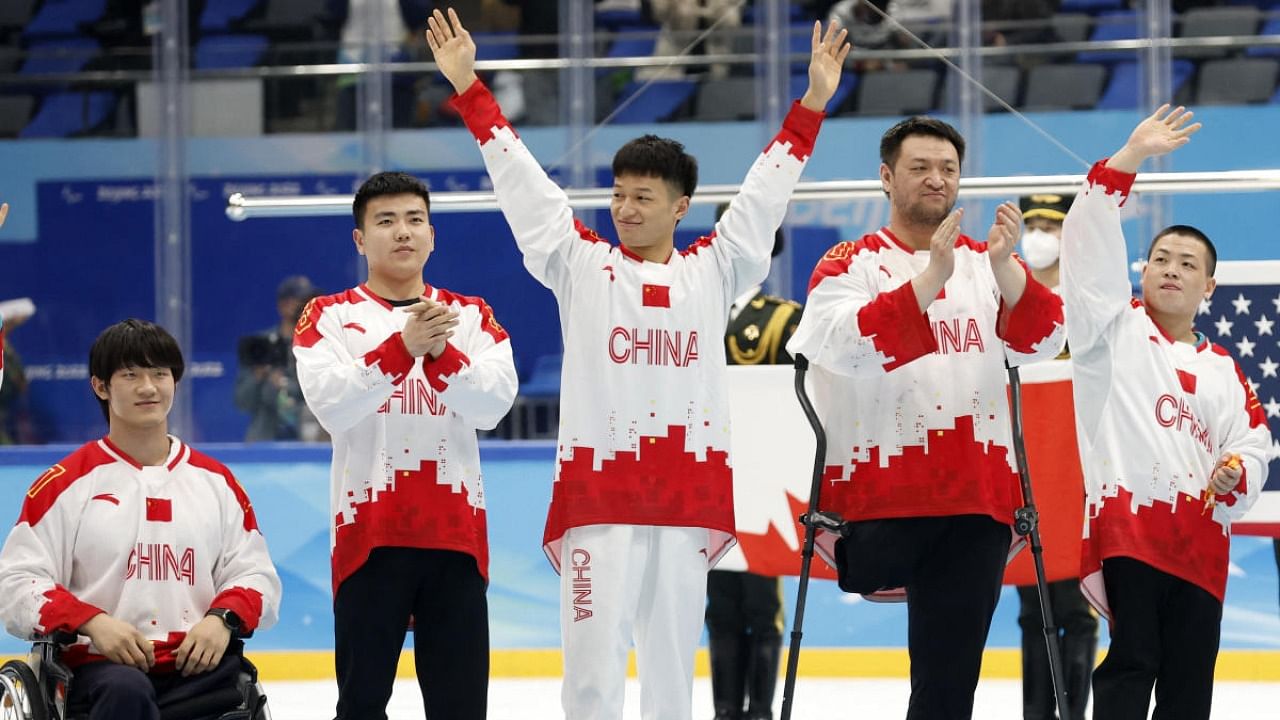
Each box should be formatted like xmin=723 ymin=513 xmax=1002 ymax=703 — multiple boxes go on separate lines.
xmin=706 ymin=570 xmax=784 ymax=718
xmin=333 ymin=547 xmax=489 ymax=720
xmin=1092 ymin=557 xmax=1222 ymax=720
xmin=835 ymin=514 xmax=1011 ymax=720
xmin=68 ymin=645 xmax=244 ymax=720
xmin=1016 ymin=580 xmax=1098 ymax=720
xmin=706 ymin=570 xmax=783 ymax=638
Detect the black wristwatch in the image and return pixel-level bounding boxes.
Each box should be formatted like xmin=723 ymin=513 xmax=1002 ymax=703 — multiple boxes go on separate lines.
xmin=206 ymin=608 xmax=243 ymax=636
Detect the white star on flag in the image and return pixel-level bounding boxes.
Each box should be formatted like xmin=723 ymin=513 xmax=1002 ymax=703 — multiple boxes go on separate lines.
xmin=1273 ymin=294 xmax=1280 ymax=314
xmin=1265 ymin=397 xmax=1280 ymax=419
xmin=1215 ymin=315 xmax=1234 ymax=336
xmin=1255 ymin=315 xmax=1275 ymax=336
xmin=1261 ymin=357 xmax=1279 ymax=379
xmin=1199 ymin=298 xmax=1212 ymax=316
xmin=1237 ymin=336 xmax=1256 ymax=357
xmin=1233 ymin=293 xmax=1253 ymax=315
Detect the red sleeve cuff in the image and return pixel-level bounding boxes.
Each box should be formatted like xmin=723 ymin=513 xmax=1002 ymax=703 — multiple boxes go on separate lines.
xmin=423 ymin=342 xmax=470 ymax=393
xmin=773 ymin=100 xmax=825 ymax=162
xmin=210 ymin=587 xmax=266 ymax=634
xmin=1087 ymin=159 xmax=1136 ymax=206
xmin=38 ymin=586 xmax=104 ymax=635
xmin=448 ymin=79 xmax=516 ymax=144
xmin=363 ymin=332 xmax=416 ymax=385
xmin=998 ymin=271 xmax=1064 ymax=353
xmin=857 ymin=282 xmax=936 ymax=371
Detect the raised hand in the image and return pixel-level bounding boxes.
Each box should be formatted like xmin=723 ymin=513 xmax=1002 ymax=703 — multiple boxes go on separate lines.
xmin=0 ymin=203 xmax=8 ymax=229
xmin=425 ymin=8 xmax=478 ymax=95
xmin=1107 ymin=104 xmax=1202 ymax=173
xmin=801 ymin=20 xmax=852 ymax=112
xmin=986 ymin=201 xmax=1021 ymax=264
xmin=912 ymin=208 xmax=962 ymax=311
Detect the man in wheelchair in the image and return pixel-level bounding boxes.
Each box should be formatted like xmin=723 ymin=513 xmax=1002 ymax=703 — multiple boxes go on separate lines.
xmin=0 ymin=320 xmax=282 ymax=720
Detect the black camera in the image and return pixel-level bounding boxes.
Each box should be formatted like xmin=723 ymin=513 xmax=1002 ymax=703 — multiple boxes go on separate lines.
xmin=238 ymin=335 xmax=290 ymax=368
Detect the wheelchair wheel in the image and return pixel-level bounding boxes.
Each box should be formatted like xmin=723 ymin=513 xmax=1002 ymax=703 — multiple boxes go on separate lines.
xmin=0 ymin=660 xmax=48 ymax=720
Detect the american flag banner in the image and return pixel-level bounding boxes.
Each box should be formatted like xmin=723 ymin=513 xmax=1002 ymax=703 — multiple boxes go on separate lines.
xmin=1203 ymin=260 xmax=1280 ymax=537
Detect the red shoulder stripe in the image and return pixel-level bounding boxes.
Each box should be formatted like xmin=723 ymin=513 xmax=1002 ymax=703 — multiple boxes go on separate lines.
xmin=573 ymin=219 xmax=608 ymax=245
xmin=680 ymin=231 xmax=716 ymax=257
xmin=434 ymin=288 xmax=511 ymax=344
xmin=806 ymin=235 xmax=884 ymax=294
xmin=1210 ymin=344 xmax=1269 ymax=430
xmin=19 ymin=442 xmax=115 ymax=527
xmin=293 ymin=288 xmax=368 ymax=350
xmin=185 ymin=448 xmax=261 ymax=532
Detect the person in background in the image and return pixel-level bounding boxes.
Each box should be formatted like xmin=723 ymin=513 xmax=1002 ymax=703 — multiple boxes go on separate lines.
xmin=235 ymin=275 xmax=323 ymax=442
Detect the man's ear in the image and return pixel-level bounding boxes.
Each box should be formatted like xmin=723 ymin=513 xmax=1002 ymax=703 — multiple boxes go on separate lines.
xmin=879 ymin=162 xmax=893 ymax=195
xmin=90 ymin=376 xmax=109 ymax=401
xmin=1204 ymin=276 xmax=1217 ymax=300
xmin=353 ymin=228 xmax=365 ymax=256
xmin=674 ymin=196 xmax=691 ymax=222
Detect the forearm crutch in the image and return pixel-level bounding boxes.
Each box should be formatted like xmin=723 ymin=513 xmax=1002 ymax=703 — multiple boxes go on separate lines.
xmin=1007 ymin=361 xmax=1072 ymax=720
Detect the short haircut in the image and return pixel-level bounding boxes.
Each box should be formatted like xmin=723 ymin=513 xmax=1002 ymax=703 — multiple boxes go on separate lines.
xmin=612 ymin=135 xmax=698 ymax=198
xmin=1149 ymin=224 xmax=1218 ymax=277
xmin=89 ymin=319 xmax=185 ymax=421
xmin=353 ymin=172 xmax=431 ymax=229
xmin=879 ymin=116 xmax=966 ymax=168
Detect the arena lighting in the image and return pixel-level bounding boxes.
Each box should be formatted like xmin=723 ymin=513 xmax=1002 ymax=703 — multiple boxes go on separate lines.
xmin=225 ymin=169 xmax=1280 ymax=221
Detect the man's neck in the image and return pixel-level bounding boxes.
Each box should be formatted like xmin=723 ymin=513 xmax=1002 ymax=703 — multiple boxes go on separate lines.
xmin=366 ymin=276 xmax=426 ymax=302
xmin=624 ymin=241 xmax=674 ymax=264
xmin=1148 ymin=308 xmax=1198 ymax=345
xmin=1031 ymin=264 xmax=1060 ymax=289
xmin=887 ymin=217 xmax=938 ymax=252
xmin=107 ymin=426 xmax=172 ymax=466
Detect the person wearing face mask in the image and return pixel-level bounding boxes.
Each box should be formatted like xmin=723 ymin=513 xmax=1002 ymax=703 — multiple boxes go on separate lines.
xmin=1011 ymin=192 xmax=1099 ymax=720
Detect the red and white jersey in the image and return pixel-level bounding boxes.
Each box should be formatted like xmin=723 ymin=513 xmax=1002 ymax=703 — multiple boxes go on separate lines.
xmin=787 ymin=230 xmax=1065 ymax=566
xmin=293 ymin=283 xmax=517 ymax=592
xmin=449 ymin=81 xmax=825 ymax=571
xmin=0 ymin=437 xmax=281 ymax=671
xmin=1061 ymin=162 xmax=1272 ymax=617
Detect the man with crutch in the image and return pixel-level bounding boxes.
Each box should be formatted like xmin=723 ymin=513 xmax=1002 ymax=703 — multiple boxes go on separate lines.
xmin=785 ymin=116 xmax=1066 ymax=719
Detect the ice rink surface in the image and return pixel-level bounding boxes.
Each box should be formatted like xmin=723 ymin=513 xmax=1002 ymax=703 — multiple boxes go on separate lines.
xmin=263 ymin=677 xmax=1279 ymax=719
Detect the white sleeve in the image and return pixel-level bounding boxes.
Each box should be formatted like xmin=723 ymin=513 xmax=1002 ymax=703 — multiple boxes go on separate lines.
xmin=1214 ymin=362 xmax=1273 ymax=524
xmin=424 ymin=298 xmax=518 ymax=431
xmin=208 ymin=468 xmax=282 ymax=635
xmin=293 ymin=301 xmax=414 ymax=436
xmin=1060 ymin=161 xmax=1139 ymax=354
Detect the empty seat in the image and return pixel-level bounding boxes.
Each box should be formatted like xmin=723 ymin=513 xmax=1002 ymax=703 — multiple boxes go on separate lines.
xmin=1023 ymin=63 xmax=1106 ymax=110
xmin=1177 ymin=6 xmax=1261 ymax=59
xmin=21 ymin=91 xmax=116 ymax=137
xmin=1097 ymin=60 xmax=1194 ymax=110
xmin=942 ymin=65 xmax=1020 ymax=112
xmin=200 ymin=0 xmax=264 ymax=32
xmin=22 ymin=0 xmax=106 ymax=38
xmin=1078 ymin=10 xmax=1138 ymax=64
xmin=1195 ymin=57 xmax=1279 ymax=105
xmin=194 ymin=34 xmax=269 ymax=70
xmin=1246 ymin=17 xmax=1280 ymax=58
xmin=609 ymin=79 xmax=696 ymax=123
xmin=1051 ymin=13 xmax=1092 ymax=44
xmin=790 ymin=71 xmax=858 ymax=112
xmin=695 ymin=77 xmax=756 ymax=121
xmin=854 ymin=68 xmax=938 ymax=116
xmin=0 ymin=95 xmax=36 ymax=136
xmin=20 ymin=37 xmax=100 ymax=76
xmin=1059 ymin=0 xmax=1124 ymax=11
xmin=472 ymin=32 xmax=522 ymax=61
xmin=242 ymin=0 xmax=325 ymax=41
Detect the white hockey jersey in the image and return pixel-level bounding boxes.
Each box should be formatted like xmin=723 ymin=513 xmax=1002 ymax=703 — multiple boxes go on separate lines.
xmin=787 ymin=230 xmax=1066 ymax=566
xmin=0 ymin=437 xmax=281 ymax=671
xmin=293 ymin=283 xmax=517 ymax=591
xmin=449 ymin=80 xmax=825 ymax=571
xmin=1061 ymin=161 xmax=1272 ymax=617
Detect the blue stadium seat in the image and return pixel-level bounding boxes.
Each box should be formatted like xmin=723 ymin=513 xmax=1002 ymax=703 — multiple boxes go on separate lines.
xmin=195 ymin=34 xmax=269 ymax=70
xmin=596 ymin=7 xmax=644 ymax=30
xmin=473 ymin=32 xmax=521 ymax=61
xmin=790 ymin=71 xmax=857 ymax=112
xmin=20 ymin=91 xmax=116 ymax=138
xmin=22 ymin=0 xmax=107 ymax=38
xmin=1246 ymin=18 xmax=1280 ymax=58
xmin=1097 ymin=59 xmax=1195 ymax=110
xmin=606 ymin=32 xmax=657 ymax=60
xmin=521 ymin=353 xmax=563 ymax=399
xmin=609 ymin=79 xmax=696 ymax=123
xmin=1059 ymin=0 xmax=1124 ymax=12
xmin=19 ymin=37 xmax=99 ymax=76
xmin=200 ymin=0 xmax=264 ymax=32
xmin=1078 ymin=10 xmax=1139 ymax=64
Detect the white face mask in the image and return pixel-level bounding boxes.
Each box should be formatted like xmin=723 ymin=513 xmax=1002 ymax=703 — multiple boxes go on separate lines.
xmin=1019 ymin=228 xmax=1060 ymax=270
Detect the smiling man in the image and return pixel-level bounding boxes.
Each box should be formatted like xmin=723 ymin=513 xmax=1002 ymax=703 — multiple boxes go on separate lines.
xmin=786 ymin=116 xmax=1066 ymax=719
xmin=1061 ymin=105 xmax=1272 ymax=720
xmin=293 ymin=171 xmax=518 ymax=720
xmin=425 ymin=7 xmax=848 ymax=719
xmin=0 ymin=319 xmax=281 ymax=719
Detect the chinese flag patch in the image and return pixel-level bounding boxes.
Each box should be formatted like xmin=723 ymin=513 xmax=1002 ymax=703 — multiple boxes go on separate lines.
xmin=146 ymin=497 xmax=172 ymax=522
xmin=642 ymin=284 xmax=671 ymax=308
xmin=1176 ymin=369 xmax=1197 ymax=395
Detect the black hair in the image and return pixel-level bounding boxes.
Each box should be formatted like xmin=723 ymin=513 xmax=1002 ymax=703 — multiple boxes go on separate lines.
xmin=612 ymin=135 xmax=698 ymax=198
xmin=879 ymin=116 xmax=967 ymax=168
xmin=353 ymin=172 xmax=431 ymax=229
xmin=1149 ymin=224 xmax=1218 ymax=276
xmin=89 ymin=319 xmax=185 ymax=421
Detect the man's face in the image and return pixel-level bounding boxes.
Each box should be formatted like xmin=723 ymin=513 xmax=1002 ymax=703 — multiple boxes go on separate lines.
xmin=610 ymin=173 xmax=689 ymax=258
xmin=881 ymin=135 xmax=960 ymax=228
xmin=354 ymin=194 xmax=435 ymax=283
xmin=93 ymin=366 xmax=175 ymax=431
xmin=1141 ymin=233 xmax=1216 ymax=318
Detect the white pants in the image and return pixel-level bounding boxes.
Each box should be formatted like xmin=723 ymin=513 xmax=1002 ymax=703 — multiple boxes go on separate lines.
xmin=559 ymin=524 xmax=711 ymax=720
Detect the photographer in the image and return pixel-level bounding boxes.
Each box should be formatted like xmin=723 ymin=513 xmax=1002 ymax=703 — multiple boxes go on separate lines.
xmin=234 ymin=275 xmax=322 ymax=442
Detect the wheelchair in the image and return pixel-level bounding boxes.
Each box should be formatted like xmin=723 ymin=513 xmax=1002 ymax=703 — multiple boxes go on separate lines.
xmin=0 ymin=634 xmax=271 ymax=720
